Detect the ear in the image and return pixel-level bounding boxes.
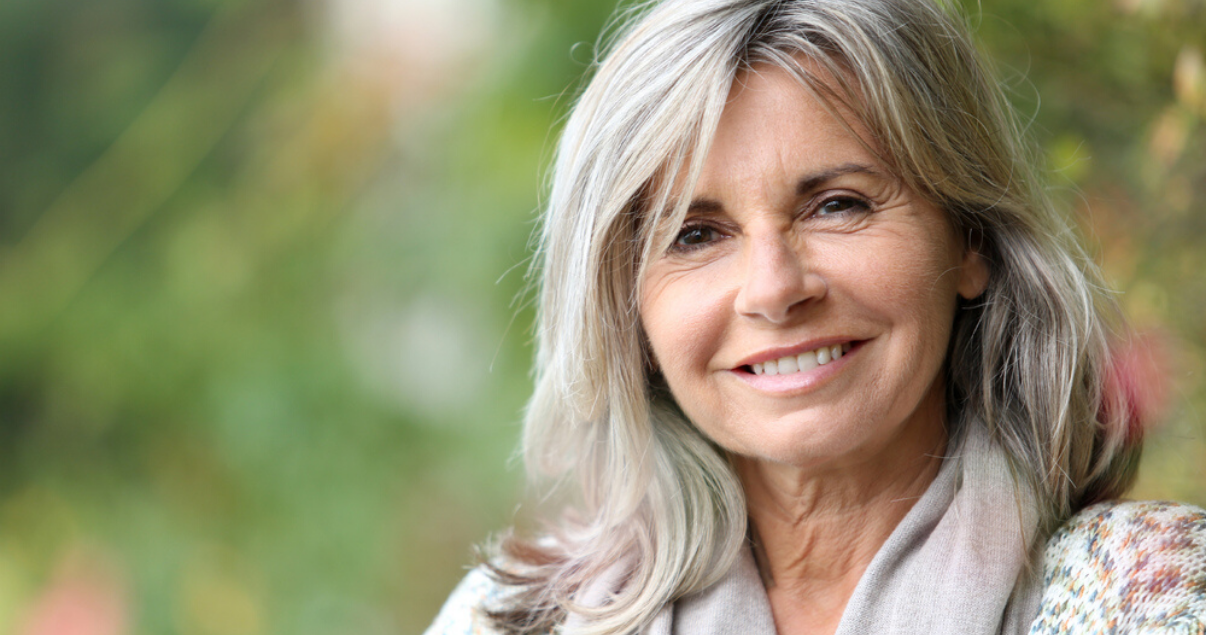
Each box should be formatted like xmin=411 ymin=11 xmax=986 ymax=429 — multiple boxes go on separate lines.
xmin=957 ymin=247 xmax=990 ymax=300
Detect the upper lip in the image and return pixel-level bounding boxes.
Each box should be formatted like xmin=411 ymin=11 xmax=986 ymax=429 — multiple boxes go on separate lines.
xmin=733 ymin=338 xmax=860 ymax=369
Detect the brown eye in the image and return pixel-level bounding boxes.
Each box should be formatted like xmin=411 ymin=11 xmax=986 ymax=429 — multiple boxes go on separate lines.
xmin=817 ymin=196 xmax=870 ymax=216
xmin=674 ymin=225 xmax=719 ymax=249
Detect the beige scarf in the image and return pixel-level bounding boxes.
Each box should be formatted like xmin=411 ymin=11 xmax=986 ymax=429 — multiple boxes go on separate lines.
xmin=572 ymin=424 xmax=1044 ymax=633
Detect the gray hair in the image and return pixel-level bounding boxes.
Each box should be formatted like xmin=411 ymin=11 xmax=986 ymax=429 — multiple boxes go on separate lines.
xmin=490 ymin=0 xmax=1139 ymax=632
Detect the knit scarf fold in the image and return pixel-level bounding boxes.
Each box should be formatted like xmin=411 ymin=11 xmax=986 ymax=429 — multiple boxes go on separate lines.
xmin=574 ymin=423 xmax=1044 ymax=634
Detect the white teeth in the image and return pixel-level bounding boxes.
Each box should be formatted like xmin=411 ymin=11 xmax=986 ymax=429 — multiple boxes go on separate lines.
xmin=797 ymin=351 xmax=818 ymax=372
xmin=750 ymin=344 xmax=851 ymax=376
xmin=778 ymin=356 xmax=799 ymax=374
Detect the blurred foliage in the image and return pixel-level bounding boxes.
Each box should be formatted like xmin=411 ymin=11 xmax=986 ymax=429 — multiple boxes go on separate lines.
xmin=0 ymin=0 xmax=1202 ymax=633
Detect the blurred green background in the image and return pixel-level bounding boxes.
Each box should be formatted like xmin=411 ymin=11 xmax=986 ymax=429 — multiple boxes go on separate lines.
xmin=0 ymin=0 xmax=1202 ymax=632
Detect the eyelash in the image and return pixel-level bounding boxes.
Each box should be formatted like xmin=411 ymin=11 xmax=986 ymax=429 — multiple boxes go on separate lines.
xmin=671 ymin=223 xmax=723 ymax=252
xmin=669 ymin=194 xmax=873 ymax=253
xmin=815 ymin=195 xmax=872 ymax=217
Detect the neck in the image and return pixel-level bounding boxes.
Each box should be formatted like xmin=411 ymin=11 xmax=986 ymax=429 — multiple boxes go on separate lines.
xmin=733 ymin=416 xmax=947 ymax=634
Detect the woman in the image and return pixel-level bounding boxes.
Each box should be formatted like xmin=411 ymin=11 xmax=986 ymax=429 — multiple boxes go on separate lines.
xmin=428 ymin=0 xmax=1206 ymax=632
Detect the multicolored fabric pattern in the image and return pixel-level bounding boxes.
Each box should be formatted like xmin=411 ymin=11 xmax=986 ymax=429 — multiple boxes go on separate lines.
xmin=425 ymin=567 xmax=506 ymax=635
xmin=426 ymin=500 xmax=1206 ymax=634
xmin=1029 ymin=500 xmax=1206 ymax=634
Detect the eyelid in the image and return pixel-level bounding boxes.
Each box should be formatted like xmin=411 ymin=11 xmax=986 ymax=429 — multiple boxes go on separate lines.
xmin=805 ymin=191 xmax=874 ymax=218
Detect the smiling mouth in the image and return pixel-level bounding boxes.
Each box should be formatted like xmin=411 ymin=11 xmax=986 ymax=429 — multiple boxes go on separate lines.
xmin=745 ymin=342 xmax=856 ymax=376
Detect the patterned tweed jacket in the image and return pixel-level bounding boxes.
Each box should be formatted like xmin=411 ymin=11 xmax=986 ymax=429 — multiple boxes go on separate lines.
xmin=428 ymin=500 xmax=1206 ymax=634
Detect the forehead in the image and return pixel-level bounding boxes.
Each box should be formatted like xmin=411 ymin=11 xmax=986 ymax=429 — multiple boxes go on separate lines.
xmin=694 ymin=62 xmax=880 ymax=200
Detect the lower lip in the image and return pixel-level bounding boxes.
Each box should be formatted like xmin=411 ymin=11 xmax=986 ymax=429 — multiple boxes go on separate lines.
xmin=730 ymin=342 xmax=863 ymax=395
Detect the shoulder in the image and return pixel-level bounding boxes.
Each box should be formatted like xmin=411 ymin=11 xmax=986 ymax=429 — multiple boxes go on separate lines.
xmin=424 ymin=566 xmax=512 ymax=635
xmin=1030 ymin=500 xmax=1206 ymax=634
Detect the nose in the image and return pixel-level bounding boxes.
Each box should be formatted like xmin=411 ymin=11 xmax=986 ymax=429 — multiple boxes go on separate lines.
xmin=733 ymin=232 xmax=826 ymax=323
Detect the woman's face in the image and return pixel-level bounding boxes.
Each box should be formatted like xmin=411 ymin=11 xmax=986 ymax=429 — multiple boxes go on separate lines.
xmin=640 ymin=64 xmax=987 ymax=470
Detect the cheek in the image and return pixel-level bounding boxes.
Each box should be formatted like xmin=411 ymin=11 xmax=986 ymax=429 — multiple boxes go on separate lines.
xmin=844 ymin=232 xmax=962 ymax=318
xmin=838 ymin=237 xmax=962 ymax=364
xmin=640 ymin=268 xmax=732 ymax=379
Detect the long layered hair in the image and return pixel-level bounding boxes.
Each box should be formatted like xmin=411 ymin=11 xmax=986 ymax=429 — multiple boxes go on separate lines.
xmin=490 ymin=0 xmax=1141 ymax=632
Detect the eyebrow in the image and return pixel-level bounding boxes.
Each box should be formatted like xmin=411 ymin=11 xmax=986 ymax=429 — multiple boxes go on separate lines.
xmin=686 ymin=162 xmax=880 ymax=214
xmin=795 ymin=163 xmax=879 ymax=195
